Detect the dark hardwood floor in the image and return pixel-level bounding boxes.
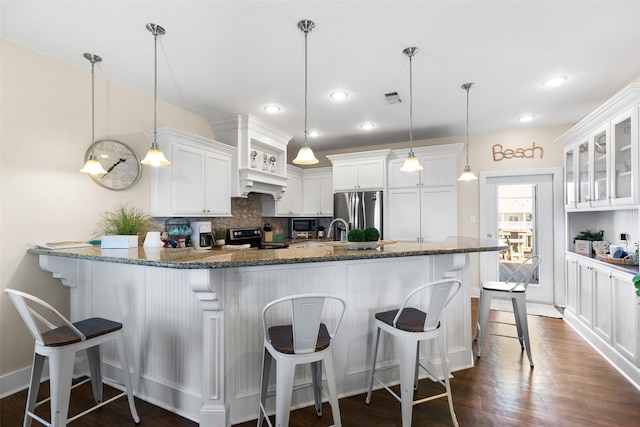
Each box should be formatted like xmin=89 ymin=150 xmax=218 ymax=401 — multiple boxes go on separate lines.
xmin=2 ymin=299 xmax=639 ymax=426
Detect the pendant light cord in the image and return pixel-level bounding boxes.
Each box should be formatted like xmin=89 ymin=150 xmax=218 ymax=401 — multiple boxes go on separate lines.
xmin=91 ymin=59 xmax=96 ymax=155
xmin=303 ymin=27 xmax=309 ymax=148
xmin=153 ymin=29 xmax=158 ymax=147
xmin=409 ymin=53 xmax=413 ymax=148
xmin=462 ymin=83 xmax=474 ymax=166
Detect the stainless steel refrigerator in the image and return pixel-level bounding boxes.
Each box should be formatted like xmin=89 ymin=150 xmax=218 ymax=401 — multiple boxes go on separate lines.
xmin=332 ymin=191 xmax=383 ymax=240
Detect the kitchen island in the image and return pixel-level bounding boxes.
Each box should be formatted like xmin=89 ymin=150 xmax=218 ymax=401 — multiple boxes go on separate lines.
xmin=29 ymin=238 xmax=505 ymax=426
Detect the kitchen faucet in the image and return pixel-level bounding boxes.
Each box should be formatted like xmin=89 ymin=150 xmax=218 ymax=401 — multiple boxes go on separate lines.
xmin=327 ymin=218 xmax=349 ymax=241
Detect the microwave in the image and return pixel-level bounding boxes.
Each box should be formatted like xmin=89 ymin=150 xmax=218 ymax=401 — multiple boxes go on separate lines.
xmin=290 ymin=218 xmax=316 ymax=239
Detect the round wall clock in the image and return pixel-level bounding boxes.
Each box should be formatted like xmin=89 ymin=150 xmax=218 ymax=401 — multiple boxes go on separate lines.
xmin=85 ymin=139 xmax=142 ymax=190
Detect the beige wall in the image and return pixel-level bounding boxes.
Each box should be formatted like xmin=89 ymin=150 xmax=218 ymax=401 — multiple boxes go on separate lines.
xmin=0 ymin=40 xmax=214 ymax=380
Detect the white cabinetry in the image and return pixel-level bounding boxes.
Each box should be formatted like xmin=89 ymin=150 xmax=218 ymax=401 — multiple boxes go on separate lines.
xmin=262 ymin=166 xmax=333 ymax=217
xmin=386 ymin=145 xmax=462 ymax=242
xmin=302 ymin=168 xmax=333 ymax=216
xmin=557 ymin=85 xmax=640 ymax=210
xmin=211 ymin=114 xmax=291 ymax=200
xmin=563 ymin=253 xmax=640 ymax=386
xmin=326 ymin=150 xmax=390 ymax=191
xmin=148 ymin=127 xmax=233 ymax=217
xmin=612 ymin=269 xmax=638 ymax=363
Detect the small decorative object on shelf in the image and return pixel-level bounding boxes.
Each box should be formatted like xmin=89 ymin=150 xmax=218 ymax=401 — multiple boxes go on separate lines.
xmin=262 ymin=152 xmax=268 ymax=171
xmin=270 ymin=155 xmax=277 ymax=173
xmin=251 ymin=150 xmax=258 ymax=168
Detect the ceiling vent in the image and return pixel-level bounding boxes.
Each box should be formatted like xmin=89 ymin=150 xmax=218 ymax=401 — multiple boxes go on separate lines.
xmin=384 ymin=92 xmax=402 ymax=104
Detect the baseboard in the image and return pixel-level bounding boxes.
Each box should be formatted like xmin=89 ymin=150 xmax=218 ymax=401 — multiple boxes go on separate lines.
xmin=0 ymin=364 xmax=49 ymax=399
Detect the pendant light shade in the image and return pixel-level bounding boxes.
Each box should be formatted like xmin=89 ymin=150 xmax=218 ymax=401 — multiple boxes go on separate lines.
xmin=400 ymin=47 xmax=423 ymax=172
xmin=79 ymin=53 xmax=108 ymax=175
xmin=141 ymin=23 xmax=170 ymax=166
xmin=458 ymin=82 xmax=478 ymax=181
xmin=292 ymin=19 xmax=319 ymax=165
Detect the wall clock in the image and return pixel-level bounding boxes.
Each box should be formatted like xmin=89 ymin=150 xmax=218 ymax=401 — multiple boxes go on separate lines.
xmin=85 ymin=139 xmax=142 ymax=190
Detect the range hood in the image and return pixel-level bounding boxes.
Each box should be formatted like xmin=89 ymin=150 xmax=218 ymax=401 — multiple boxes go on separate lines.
xmin=212 ymin=114 xmax=291 ymax=199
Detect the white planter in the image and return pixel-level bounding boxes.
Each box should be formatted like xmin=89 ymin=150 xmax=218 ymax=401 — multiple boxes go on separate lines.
xmin=101 ymin=235 xmax=138 ymax=249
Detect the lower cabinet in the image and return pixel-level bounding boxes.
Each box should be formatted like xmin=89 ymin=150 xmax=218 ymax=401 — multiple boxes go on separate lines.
xmin=564 ymin=253 xmax=639 ymax=384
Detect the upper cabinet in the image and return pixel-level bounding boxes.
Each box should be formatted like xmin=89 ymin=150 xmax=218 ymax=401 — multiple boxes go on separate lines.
xmin=388 ymin=145 xmax=462 ymax=189
xmin=261 ymin=166 xmax=333 ymax=217
xmin=556 ymin=83 xmax=640 ymax=210
xmin=326 ymin=149 xmax=390 ymax=191
xmin=148 ymin=127 xmax=234 ymax=217
xmin=211 ymin=114 xmax=291 ymax=200
xmin=301 ymin=168 xmax=333 ymax=216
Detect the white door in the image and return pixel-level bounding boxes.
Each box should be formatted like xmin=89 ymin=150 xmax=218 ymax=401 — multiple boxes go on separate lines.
xmin=479 ymin=169 xmax=564 ymax=305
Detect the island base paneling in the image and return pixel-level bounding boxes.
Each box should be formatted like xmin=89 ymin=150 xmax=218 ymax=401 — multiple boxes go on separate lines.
xmin=37 ymin=252 xmax=472 ymax=426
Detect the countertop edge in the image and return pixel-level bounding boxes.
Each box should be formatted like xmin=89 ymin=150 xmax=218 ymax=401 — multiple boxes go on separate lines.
xmin=28 ymin=242 xmax=506 ymax=270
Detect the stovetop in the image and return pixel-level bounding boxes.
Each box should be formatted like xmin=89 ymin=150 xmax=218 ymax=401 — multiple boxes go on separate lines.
xmin=226 ymin=228 xmax=288 ymax=249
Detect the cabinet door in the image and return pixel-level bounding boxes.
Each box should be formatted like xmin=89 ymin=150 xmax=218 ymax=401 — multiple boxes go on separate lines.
xmin=333 ymin=163 xmax=359 ymax=190
xmin=576 ymin=260 xmax=593 ymax=327
xmin=319 ymin=174 xmax=333 ymax=215
xmin=357 ymin=159 xmax=385 ymax=190
xmin=610 ymin=109 xmax=637 ymax=205
xmin=171 ymin=143 xmax=206 ymax=216
xmin=421 ymin=187 xmax=457 ymax=241
xmin=591 ymin=127 xmax=610 ymax=207
xmin=277 ymin=174 xmax=302 ymax=215
xmin=611 ymin=270 xmax=638 ymax=363
xmin=388 ymin=158 xmax=420 ymax=189
xmin=302 ymin=175 xmax=321 ymax=215
xmin=565 ymin=148 xmax=576 ymax=207
xmin=592 ymin=265 xmax=612 ymax=343
xmin=577 ymin=140 xmax=591 ymax=207
xmin=565 ymin=254 xmax=578 ymax=314
xmin=420 ymin=155 xmax=457 ymax=186
xmin=204 ymin=151 xmax=231 ymax=216
xmin=387 ymin=189 xmax=421 ymax=241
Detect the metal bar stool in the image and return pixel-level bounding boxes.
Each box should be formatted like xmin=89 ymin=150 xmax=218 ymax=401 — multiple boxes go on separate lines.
xmin=365 ymin=278 xmax=462 ymax=427
xmin=474 ymin=255 xmax=542 ymax=367
xmin=257 ymin=294 xmax=346 ymax=427
xmin=5 ymin=289 xmax=140 ymax=427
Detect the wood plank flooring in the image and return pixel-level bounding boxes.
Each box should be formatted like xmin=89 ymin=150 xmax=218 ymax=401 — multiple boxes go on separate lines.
xmin=2 ymin=299 xmax=639 ymax=426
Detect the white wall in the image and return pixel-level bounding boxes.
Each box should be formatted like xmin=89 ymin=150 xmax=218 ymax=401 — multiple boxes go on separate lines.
xmin=0 ymin=40 xmax=214 ymax=382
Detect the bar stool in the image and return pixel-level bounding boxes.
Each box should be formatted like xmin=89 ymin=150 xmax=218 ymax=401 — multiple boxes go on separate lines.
xmin=5 ymin=289 xmax=140 ymax=427
xmin=365 ymin=278 xmax=462 ymax=427
xmin=474 ymin=255 xmax=542 ymax=367
xmin=257 ymin=294 xmax=346 ymax=427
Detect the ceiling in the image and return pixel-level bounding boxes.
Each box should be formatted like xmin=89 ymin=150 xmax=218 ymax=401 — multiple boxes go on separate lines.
xmin=3 ymin=1 xmax=640 ymax=154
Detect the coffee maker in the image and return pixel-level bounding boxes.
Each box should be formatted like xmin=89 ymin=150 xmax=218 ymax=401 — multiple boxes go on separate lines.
xmin=190 ymin=221 xmax=214 ymax=250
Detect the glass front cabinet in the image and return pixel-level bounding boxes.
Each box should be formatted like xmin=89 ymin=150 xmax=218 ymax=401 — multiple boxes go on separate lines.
xmin=610 ymin=108 xmax=638 ymax=206
xmin=564 ymin=147 xmax=575 ymax=208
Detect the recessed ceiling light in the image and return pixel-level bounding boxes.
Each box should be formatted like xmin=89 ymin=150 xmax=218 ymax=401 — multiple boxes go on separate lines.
xmin=360 ymin=123 xmax=375 ymax=130
xmin=309 ymin=131 xmax=320 ymax=137
xmin=264 ymin=105 xmax=281 ymax=113
xmin=542 ymin=76 xmax=567 ymax=87
xmin=330 ymin=91 xmax=348 ymax=101
xmin=517 ymin=115 xmax=536 ymax=122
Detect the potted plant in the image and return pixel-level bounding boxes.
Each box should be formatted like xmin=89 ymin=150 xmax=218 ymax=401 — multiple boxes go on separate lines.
xmin=213 ymin=228 xmax=227 ymax=246
xmin=633 ymin=275 xmax=640 ymax=298
xmin=95 ymin=203 xmax=156 ymax=247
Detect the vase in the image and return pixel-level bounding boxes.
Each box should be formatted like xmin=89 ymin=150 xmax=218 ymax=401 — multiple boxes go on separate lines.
xmin=143 ymin=231 xmax=164 ymax=248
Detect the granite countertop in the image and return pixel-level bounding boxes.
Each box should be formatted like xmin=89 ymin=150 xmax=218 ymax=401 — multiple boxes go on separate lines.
xmin=28 ymin=237 xmax=506 ymax=270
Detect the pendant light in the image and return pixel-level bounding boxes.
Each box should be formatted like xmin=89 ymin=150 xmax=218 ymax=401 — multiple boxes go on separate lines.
xmin=458 ymin=82 xmax=478 ymax=181
xmin=400 ymin=47 xmax=423 ymax=172
xmin=141 ymin=23 xmax=170 ymax=166
xmin=292 ymin=19 xmax=319 ymax=165
xmin=79 ymin=53 xmax=108 ymax=175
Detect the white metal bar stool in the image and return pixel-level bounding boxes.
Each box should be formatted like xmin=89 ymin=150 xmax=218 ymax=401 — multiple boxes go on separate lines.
xmin=474 ymin=255 xmax=542 ymax=367
xmin=5 ymin=289 xmax=140 ymax=427
xmin=365 ymin=278 xmax=462 ymax=427
xmin=257 ymin=294 xmax=346 ymax=427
